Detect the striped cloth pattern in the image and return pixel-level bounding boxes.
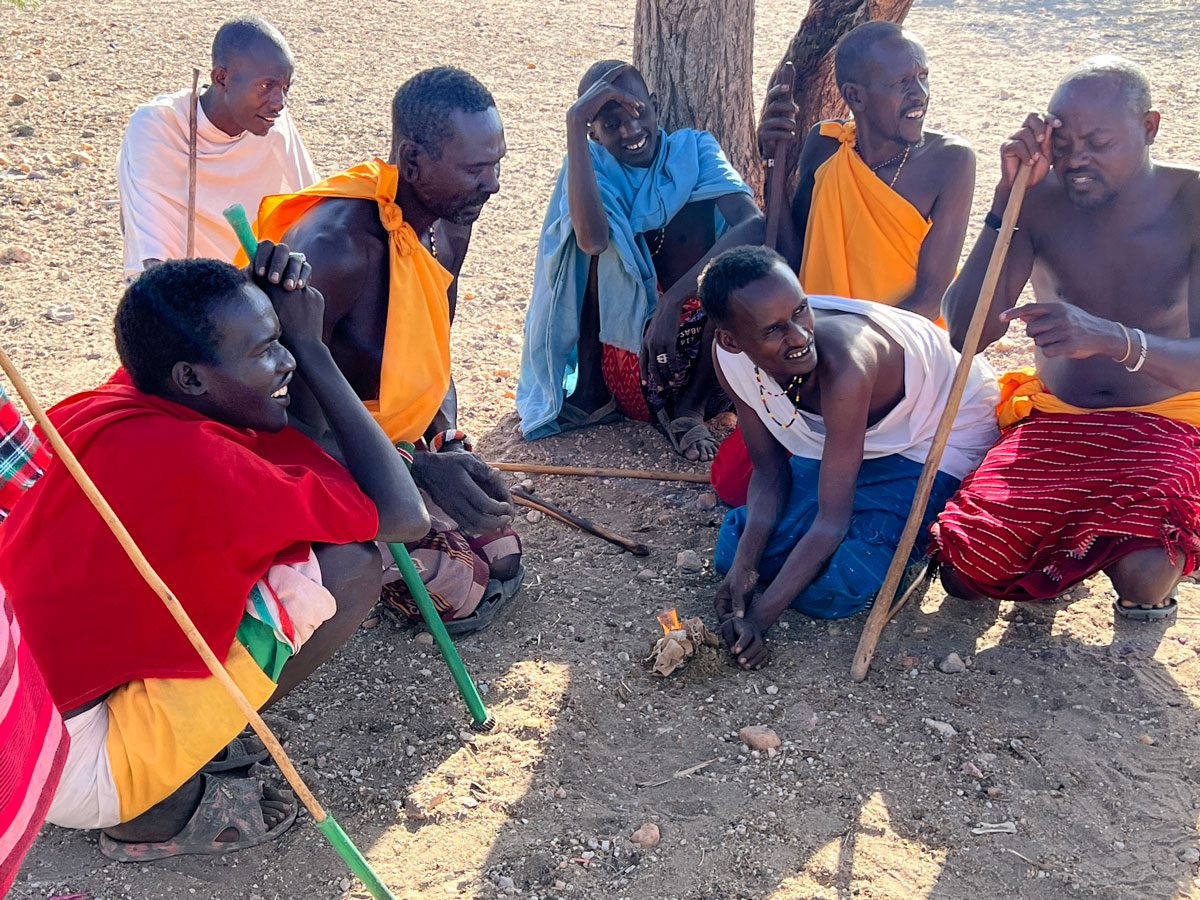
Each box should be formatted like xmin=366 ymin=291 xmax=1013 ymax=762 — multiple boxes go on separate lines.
xmin=0 ymin=588 xmax=69 ymax=894
xmin=0 ymin=384 xmax=51 ymax=521
xmin=932 ymin=411 xmax=1200 ymax=601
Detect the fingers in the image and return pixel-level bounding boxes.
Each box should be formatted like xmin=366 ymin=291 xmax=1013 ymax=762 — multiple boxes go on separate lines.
xmin=731 ymin=584 xmax=747 ymax=619
xmin=282 ymin=253 xmax=310 ymax=291
xmin=770 ymin=60 xmax=796 ymax=92
xmin=264 ymin=242 xmax=293 ymax=285
xmin=253 ymin=240 xmax=276 ymax=277
xmin=739 ymin=641 xmax=769 ymax=670
xmin=999 ymin=302 xmax=1052 ymax=323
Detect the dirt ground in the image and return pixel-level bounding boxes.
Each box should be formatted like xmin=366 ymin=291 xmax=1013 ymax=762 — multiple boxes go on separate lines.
xmin=4 ymin=0 xmax=1200 ymax=898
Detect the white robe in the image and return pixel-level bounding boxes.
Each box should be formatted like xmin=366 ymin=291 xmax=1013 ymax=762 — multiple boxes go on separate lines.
xmin=717 ymin=295 xmax=1000 ymax=481
xmin=117 ymin=89 xmax=318 ymax=280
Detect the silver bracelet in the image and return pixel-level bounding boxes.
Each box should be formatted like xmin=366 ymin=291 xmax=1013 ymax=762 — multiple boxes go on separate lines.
xmin=1125 ymin=327 xmax=1148 ymax=373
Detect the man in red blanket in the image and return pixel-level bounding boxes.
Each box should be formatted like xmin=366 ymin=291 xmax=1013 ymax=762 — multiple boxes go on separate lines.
xmin=0 ymin=243 xmax=428 ymax=860
xmin=932 ymin=57 xmax=1200 ymax=619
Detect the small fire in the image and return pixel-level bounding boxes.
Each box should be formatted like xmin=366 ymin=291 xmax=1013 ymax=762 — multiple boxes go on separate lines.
xmin=657 ymin=608 xmax=683 ymax=635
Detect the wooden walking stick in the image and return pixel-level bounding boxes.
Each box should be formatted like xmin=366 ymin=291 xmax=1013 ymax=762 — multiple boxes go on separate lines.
xmin=0 ymin=349 xmax=397 ymax=899
xmin=186 ymin=67 xmax=199 ymax=258
xmin=511 ymin=487 xmax=650 ymax=556
xmin=763 ymin=62 xmax=795 ymax=251
xmin=490 ymin=461 xmax=710 ymax=484
xmin=849 ymin=164 xmax=1033 ymax=683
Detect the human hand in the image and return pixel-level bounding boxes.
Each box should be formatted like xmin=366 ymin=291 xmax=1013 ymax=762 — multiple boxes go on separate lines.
xmin=721 ymin=616 xmax=769 ymax=670
xmin=998 ymin=113 xmax=1061 ymax=190
xmin=715 ymin=564 xmax=758 ymax=622
xmin=411 ymin=451 xmax=514 ymax=535
xmin=999 ymin=301 xmax=1126 ymax=360
xmin=758 ymin=62 xmax=798 ymax=155
xmin=251 ymin=240 xmax=324 ymax=349
xmin=568 ymin=62 xmax=643 ymax=129
xmin=639 ymin=303 xmax=680 ymax=389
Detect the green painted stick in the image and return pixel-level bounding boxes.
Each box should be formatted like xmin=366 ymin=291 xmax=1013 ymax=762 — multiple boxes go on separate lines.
xmin=224 ymin=203 xmax=495 ymax=732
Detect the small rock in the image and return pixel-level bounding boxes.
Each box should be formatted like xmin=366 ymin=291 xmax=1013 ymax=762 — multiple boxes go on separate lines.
xmin=766 ymin=685 xmax=779 ymax=695
xmin=696 ymin=491 xmax=719 ymax=511
xmin=637 ymin=568 xmax=655 ymax=581
xmin=47 ymin=71 xmax=62 ymax=82
xmin=2 ymin=246 xmax=32 ymax=264
xmin=45 ymin=304 xmax=74 ymax=323
xmin=676 ymin=549 xmax=703 ymax=573
xmin=1138 ymin=734 xmax=1156 ymax=746
xmin=630 ymin=822 xmax=660 ymax=849
xmin=924 ymin=718 xmax=958 ymax=739
xmin=360 ymin=615 xmax=380 ymax=630
xmin=901 ymin=654 xmax=919 ymax=668
xmin=553 ymin=786 xmax=567 ymax=799
xmin=912 ymin=625 xmax=930 ymax=634
xmin=414 ymin=632 xmax=434 ymax=646
xmin=339 ymin=878 xmax=351 ymax=891
xmin=525 ymin=509 xmax=544 ymax=524
xmin=938 ymin=652 xmax=967 ymax=674
xmin=460 ymin=796 xmax=478 ymax=808
xmin=495 ymin=875 xmax=516 ymax=892
xmin=738 ymin=725 xmax=781 ymax=751
xmin=8 ymin=94 xmax=26 ymax=107
xmin=68 ymin=150 xmax=95 ymax=167
xmin=961 ymin=761 xmax=984 ymax=779
xmin=11 ymin=124 xmax=34 ymax=137
xmin=1177 ymin=846 xmax=1200 ymax=864
xmin=553 ymin=880 xmax=567 ymax=891
xmin=405 ymin=745 xmax=416 ymax=757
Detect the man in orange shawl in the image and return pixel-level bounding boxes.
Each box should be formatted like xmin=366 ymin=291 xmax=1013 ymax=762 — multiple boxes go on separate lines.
xmin=712 ymin=21 xmax=977 ymax=505
xmin=932 ymin=58 xmax=1200 ymax=618
xmin=246 ymin=67 xmax=522 ymax=634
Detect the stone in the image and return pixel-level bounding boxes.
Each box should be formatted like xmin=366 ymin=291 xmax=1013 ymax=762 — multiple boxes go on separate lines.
xmin=47 ymin=71 xmax=62 ymax=81
xmin=525 ymin=509 xmax=544 ymax=524
xmin=45 ymin=305 xmax=74 ymax=323
xmin=11 ymin=124 xmax=34 ymax=137
xmin=676 ymin=550 xmax=703 ymax=573
xmin=8 ymin=94 xmax=26 ymax=107
xmin=938 ymin=652 xmax=967 ymax=674
xmin=961 ymin=761 xmax=984 ymax=779
xmin=630 ymin=822 xmax=660 ymax=849
xmin=414 ymin=632 xmax=434 ymax=646
xmin=2 ymin=246 xmax=32 ymax=264
xmin=1177 ymin=847 xmax=1200 ymax=864
xmin=68 ymin=150 xmax=95 ymax=167
xmin=738 ymin=725 xmax=781 ymax=751
xmin=495 ymin=875 xmax=516 ymax=891
xmin=923 ymin=718 xmax=958 ymax=739
xmin=696 ymin=491 xmax=719 ymax=511
xmin=1138 ymin=734 xmax=1156 ymax=746
xmin=765 ymin=685 xmax=779 ymax=695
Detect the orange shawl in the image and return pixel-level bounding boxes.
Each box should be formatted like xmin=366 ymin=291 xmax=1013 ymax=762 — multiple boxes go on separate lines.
xmin=246 ymin=159 xmax=453 ymax=443
xmin=997 ymin=368 xmax=1200 ymax=429
xmin=799 ymin=120 xmax=931 ymax=305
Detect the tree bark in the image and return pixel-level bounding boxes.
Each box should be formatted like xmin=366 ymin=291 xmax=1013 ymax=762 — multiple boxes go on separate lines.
xmin=633 ymin=0 xmax=759 ymax=191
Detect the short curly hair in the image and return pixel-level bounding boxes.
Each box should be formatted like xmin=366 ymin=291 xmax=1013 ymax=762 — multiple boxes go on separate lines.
xmin=391 ymin=66 xmax=496 ymax=160
xmin=115 ymin=259 xmax=247 ymax=395
xmin=698 ymin=246 xmax=789 ymax=325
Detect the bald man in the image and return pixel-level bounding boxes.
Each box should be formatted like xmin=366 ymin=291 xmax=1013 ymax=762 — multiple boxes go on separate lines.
xmin=117 ymin=16 xmax=317 ymax=280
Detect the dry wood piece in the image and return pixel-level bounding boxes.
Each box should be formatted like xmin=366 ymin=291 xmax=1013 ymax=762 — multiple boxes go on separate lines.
xmin=491 ymin=461 xmax=710 ymax=483
xmin=511 ymin=487 xmax=650 ymax=556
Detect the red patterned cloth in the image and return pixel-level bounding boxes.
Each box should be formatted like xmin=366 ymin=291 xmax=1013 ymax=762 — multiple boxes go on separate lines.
xmin=710 ymin=425 xmax=754 ymax=507
xmin=0 ymin=587 xmax=68 ymax=895
xmin=931 ymin=411 xmax=1200 ymax=601
xmin=0 ymin=385 xmax=51 ymax=522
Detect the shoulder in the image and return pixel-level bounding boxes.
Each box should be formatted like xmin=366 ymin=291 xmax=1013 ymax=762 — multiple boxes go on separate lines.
xmin=800 ymin=121 xmax=843 ymax=170
xmin=284 ymin=199 xmax=384 ymax=303
xmin=919 ymin=131 xmax=976 ymax=182
xmin=814 ymin=310 xmax=877 ymax=377
xmin=123 ymin=90 xmax=187 ymax=144
xmin=1159 ymin=162 xmax=1200 ymax=206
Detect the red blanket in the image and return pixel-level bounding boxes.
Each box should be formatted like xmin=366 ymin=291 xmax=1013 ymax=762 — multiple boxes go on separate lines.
xmin=0 ymin=382 xmax=379 ymax=710
xmin=932 ymin=411 xmax=1200 ymax=601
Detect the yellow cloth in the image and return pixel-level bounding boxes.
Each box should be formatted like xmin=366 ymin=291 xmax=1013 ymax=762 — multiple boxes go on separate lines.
xmin=245 ymin=159 xmax=454 ymax=443
xmin=104 ymin=640 xmax=275 ymax=822
xmin=997 ymin=367 xmax=1200 ymax=429
xmin=799 ymin=120 xmax=931 ymax=305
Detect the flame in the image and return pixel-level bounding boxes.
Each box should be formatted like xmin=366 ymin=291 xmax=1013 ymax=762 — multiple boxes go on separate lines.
xmin=657 ymin=608 xmax=683 ymax=635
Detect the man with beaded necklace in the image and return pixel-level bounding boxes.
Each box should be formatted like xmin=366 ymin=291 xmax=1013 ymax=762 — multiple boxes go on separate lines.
xmin=699 ymin=247 xmax=998 ymax=670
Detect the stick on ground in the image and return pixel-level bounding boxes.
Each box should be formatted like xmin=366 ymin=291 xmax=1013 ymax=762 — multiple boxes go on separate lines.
xmin=491 ymin=461 xmax=710 ymax=484
xmin=0 ymin=350 xmax=397 ymax=899
xmin=849 ymin=164 xmax=1033 ymax=683
xmin=512 ymin=487 xmax=650 ymax=556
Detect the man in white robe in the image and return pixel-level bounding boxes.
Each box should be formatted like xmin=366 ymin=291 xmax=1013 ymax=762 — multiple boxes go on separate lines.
xmin=117 ymin=16 xmax=317 ymax=280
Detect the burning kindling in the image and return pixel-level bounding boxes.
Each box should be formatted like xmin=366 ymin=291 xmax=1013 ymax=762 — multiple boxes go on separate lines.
xmin=647 ymin=608 xmax=719 ymax=676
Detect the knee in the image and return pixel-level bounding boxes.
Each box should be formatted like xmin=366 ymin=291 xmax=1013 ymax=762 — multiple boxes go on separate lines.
xmin=1106 ymin=548 xmax=1182 ymax=604
xmin=316 ymin=542 xmax=381 ymax=616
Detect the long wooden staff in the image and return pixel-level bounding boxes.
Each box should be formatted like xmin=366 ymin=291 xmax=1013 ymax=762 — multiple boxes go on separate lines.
xmin=763 ymin=62 xmax=795 ymax=250
xmin=511 ymin=487 xmax=650 ymax=556
xmin=186 ymin=68 xmax=199 ymax=258
xmin=849 ymin=164 xmax=1032 ymax=682
xmin=0 ymin=350 xmax=397 ymax=898
xmin=490 ymin=461 xmax=710 ymax=484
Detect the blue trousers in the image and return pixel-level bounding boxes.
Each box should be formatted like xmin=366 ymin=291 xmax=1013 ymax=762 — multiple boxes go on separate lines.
xmin=713 ymin=454 xmax=959 ymax=619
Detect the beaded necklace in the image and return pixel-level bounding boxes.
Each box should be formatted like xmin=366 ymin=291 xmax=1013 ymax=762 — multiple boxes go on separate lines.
xmin=428 ymin=224 xmax=438 ymax=260
xmin=857 ymin=140 xmax=916 ymax=188
xmin=753 ymin=366 xmax=807 ymax=430
xmin=645 ymin=227 xmax=667 ymax=257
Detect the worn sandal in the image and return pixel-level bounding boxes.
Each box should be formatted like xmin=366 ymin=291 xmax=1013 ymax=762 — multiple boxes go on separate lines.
xmin=657 ymin=410 xmax=717 ymax=462
xmin=1114 ymin=585 xmax=1179 ymax=621
xmin=201 ymin=731 xmax=270 ymax=775
xmin=98 ymin=775 xmax=297 ymax=862
xmin=445 ymin=564 xmax=525 ymax=636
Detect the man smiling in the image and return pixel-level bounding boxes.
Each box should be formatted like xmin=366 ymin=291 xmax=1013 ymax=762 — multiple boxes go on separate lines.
xmin=517 ymin=60 xmax=761 ymax=462
xmin=117 ymin=16 xmax=317 ymax=279
xmin=701 ymin=247 xmax=997 ymax=669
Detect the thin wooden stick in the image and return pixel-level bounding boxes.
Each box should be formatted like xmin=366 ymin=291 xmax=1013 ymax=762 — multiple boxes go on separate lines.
xmin=491 ymin=461 xmax=710 ymax=484
xmin=763 ymin=62 xmax=795 ymax=250
xmin=850 ymin=164 xmax=1033 ymax=683
xmin=512 ymin=487 xmax=650 ymax=556
xmin=186 ymin=67 xmax=199 ymax=258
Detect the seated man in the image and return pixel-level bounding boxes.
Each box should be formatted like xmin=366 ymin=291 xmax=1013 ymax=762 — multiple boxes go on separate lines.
xmin=0 ymin=246 xmax=428 ymax=858
xmin=933 ymin=57 xmax=1200 ymax=618
xmin=713 ymin=21 xmax=975 ymax=502
xmin=246 ymin=67 xmax=521 ymax=633
xmin=118 ymin=16 xmax=317 ymax=280
xmin=701 ymin=247 xmax=998 ymax=669
xmin=517 ymin=60 xmax=762 ymax=461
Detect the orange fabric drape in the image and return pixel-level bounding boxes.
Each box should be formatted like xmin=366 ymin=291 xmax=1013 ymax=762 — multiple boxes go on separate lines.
xmin=996 ymin=367 xmax=1200 ymax=429
xmin=245 ymin=159 xmax=453 ymax=443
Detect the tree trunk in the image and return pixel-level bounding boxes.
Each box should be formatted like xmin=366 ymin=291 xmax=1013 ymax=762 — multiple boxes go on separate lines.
xmin=633 ymin=0 xmax=759 ymax=191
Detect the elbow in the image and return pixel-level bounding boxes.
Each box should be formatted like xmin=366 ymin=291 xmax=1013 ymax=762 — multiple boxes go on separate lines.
xmin=810 ymin=517 xmax=850 ymax=549
xmin=375 ymin=503 xmax=431 ymax=545
xmin=576 ymin=234 xmax=609 ymax=256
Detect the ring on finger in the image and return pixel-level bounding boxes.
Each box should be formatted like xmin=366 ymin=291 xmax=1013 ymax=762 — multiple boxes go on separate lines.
xmin=656 ymin=353 xmax=668 ymax=364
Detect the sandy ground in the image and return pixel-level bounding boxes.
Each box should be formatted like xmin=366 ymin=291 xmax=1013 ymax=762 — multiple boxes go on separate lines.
xmin=4 ymin=0 xmax=1200 ymax=898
